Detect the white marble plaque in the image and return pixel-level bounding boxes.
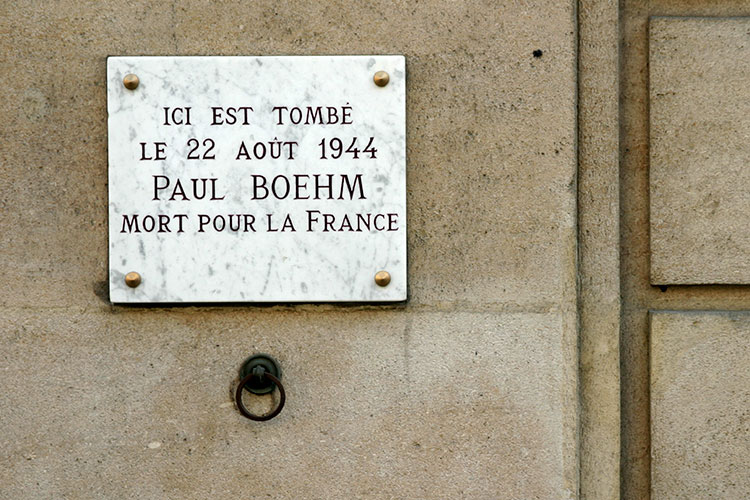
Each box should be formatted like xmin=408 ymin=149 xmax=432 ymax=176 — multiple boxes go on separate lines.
xmin=107 ymin=56 xmax=406 ymax=303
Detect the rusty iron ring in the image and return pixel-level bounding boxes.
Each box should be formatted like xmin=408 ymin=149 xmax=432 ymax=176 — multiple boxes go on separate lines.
xmin=235 ymin=371 xmax=285 ymax=421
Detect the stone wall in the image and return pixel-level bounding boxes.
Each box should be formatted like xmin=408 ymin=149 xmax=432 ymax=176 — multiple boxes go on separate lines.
xmin=4 ymin=1 xmax=749 ymax=499
xmin=620 ymin=3 xmax=750 ymax=499
xmin=0 ymin=1 xmax=578 ymax=498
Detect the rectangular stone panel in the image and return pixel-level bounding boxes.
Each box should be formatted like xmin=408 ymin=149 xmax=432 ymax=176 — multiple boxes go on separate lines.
xmin=650 ymin=311 xmax=750 ymax=499
xmin=649 ymin=17 xmax=750 ymax=284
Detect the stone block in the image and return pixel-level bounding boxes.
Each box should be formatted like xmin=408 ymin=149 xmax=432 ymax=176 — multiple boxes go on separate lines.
xmin=650 ymin=17 xmax=750 ymax=284
xmin=650 ymin=311 xmax=750 ymax=499
xmin=0 ymin=308 xmax=575 ymax=499
xmin=0 ymin=0 xmax=576 ymax=309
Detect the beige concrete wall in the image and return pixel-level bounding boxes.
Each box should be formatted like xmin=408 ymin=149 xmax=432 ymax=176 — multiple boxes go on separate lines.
xmin=0 ymin=1 xmax=579 ymax=499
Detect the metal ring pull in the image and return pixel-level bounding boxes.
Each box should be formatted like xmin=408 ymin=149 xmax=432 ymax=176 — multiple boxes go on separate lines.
xmin=235 ymin=355 xmax=285 ymax=421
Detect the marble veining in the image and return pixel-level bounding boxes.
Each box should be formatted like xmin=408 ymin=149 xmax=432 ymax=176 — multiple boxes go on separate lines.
xmin=108 ymin=56 xmax=406 ymax=303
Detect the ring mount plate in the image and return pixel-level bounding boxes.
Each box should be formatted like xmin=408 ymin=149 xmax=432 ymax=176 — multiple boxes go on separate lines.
xmin=239 ymin=354 xmax=282 ymax=395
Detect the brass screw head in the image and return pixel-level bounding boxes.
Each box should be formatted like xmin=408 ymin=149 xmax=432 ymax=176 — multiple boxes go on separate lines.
xmin=374 ymin=270 xmax=391 ymax=287
xmin=373 ymin=71 xmax=390 ymax=87
xmin=125 ymin=272 xmax=141 ymax=288
xmin=123 ymin=74 xmax=140 ymax=90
